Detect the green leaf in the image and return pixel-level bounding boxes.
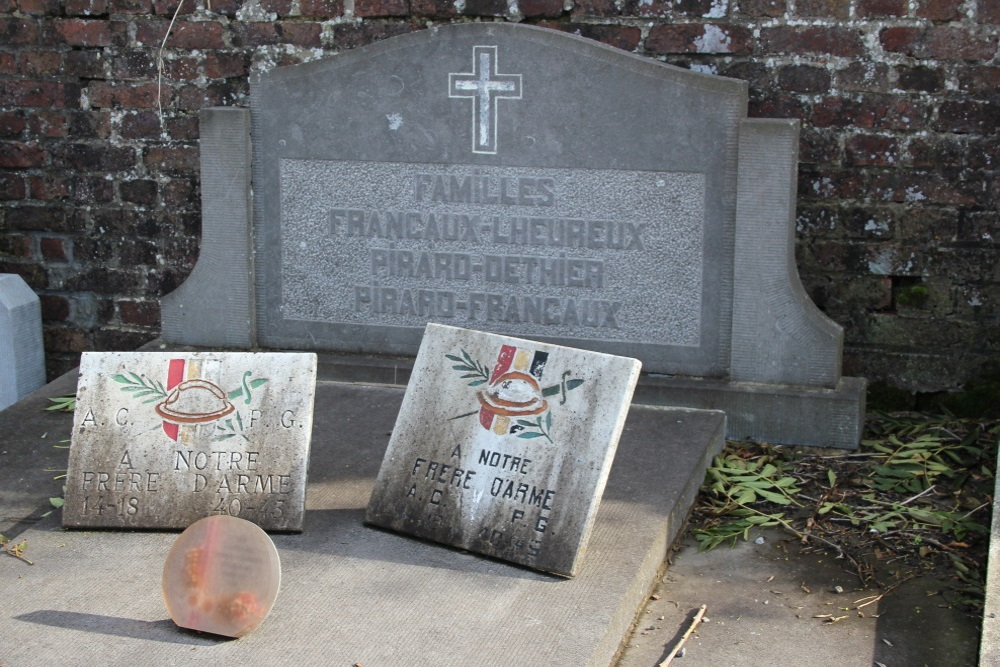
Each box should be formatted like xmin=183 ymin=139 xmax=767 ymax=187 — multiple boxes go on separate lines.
xmin=111 ymin=374 xmax=134 ymax=385
xmin=249 ymin=378 xmax=268 ymax=389
xmin=756 ymin=488 xmax=793 ymax=505
xmin=49 ymin=497 xmax=64 ymax=508
xmin=517 ymin=432 xmax=546 ymax=439
xmin=467 ymin=380 xmax=486 ymax=387
xmin=827 ymin=469 xmax=837 ymax=487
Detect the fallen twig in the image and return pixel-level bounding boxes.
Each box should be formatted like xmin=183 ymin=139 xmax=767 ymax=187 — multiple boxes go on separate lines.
xmin=659 ymin=604 xmax=706 ymax=667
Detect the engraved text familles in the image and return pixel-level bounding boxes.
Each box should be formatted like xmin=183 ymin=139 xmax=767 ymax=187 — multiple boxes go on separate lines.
xmin=332 ymin=170 xmax=648 ymax=331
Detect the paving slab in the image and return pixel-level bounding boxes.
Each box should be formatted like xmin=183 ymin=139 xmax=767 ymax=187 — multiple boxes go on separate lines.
xmin=0 ymin=380 xmax=724 ymax=666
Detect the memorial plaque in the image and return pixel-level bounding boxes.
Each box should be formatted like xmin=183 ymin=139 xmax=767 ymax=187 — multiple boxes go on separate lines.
xmin=162 ymin=515 xmax=281 ymax=638
xmin=63 ymin=352 xmax=317 ymax=531
xmin=365 ymin=323 xmax=641 ymax=576
xmin=250 ymin=23 xmax=741 ymax=376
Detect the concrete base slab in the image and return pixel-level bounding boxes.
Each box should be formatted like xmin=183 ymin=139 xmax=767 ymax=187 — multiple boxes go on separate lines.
xmin=1 ymin=381 xmax=725 ymax=666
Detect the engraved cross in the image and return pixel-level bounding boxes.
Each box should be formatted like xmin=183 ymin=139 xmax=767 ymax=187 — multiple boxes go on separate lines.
xmin=449 ymin=46 xmax=522 ymax=155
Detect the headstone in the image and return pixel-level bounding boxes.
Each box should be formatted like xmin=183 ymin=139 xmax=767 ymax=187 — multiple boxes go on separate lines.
xmin=366 ymin=323 xmax=641 ymax=577
xmin=161 ymin=22 xmax=865 ymax=448
xmin=62 ymin=351 xmax=317 ymax=531
xmin=0 ymin=274 xmax=45 ymax=411
xmin=162 ymin=515 xmax=281 ymax=638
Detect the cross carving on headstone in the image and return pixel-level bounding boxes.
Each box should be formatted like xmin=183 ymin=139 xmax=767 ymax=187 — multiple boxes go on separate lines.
xmin=449 ymin=46 xmax=522 ymax=155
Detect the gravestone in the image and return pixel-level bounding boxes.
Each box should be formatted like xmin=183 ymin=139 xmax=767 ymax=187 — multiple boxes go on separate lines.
xmin=0 ymin=273 xmax=45 ymax=412
xmin=62 ymin=351 xmax=317 ymax=531
xmin=160 ymin=21 xmax=864 ymax=448
xmin=366 ymin=323 xmax=641 ymax=576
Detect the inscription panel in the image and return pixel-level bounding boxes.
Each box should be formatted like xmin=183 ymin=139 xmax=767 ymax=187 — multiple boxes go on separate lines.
xmin=63 ymin=352 xmax=317 ymax=531
xmin=365 ymin=323 xmax=641 ymax=576
xmin=278 ymin=160 xmax=705 ymax=347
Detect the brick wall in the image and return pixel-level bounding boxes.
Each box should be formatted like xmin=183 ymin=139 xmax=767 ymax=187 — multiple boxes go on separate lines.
xmin=0 ymin=0 xmax=997 ymax=399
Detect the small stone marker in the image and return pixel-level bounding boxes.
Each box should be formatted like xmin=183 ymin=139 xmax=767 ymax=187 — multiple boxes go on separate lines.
xmin=63 ymin=351 xmax=317 ymax=531
xmin=162 ymin=515 xmax=281 ymax=638
xmin=0 ymin=274 xmax=45 ymax=412
xmin=365 ymin=323 xmax=641 ymax=577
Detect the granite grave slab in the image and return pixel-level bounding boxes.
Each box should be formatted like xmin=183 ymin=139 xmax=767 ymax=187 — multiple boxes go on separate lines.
xmin=63 ymin=351 xmax=317 ymax=531
xmin=366 ymin=323 xmax=641 ymax=576
xmin=0 ymin=273 xmax=45 ymax=412
xmin=0 ymin=379 xmax=725 ymax=665
xmin=161 ymin=22 xmax=865 ymax=448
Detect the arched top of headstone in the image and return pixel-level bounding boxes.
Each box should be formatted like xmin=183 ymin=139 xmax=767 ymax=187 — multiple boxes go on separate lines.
xmin=249 ymin=22 xmax=749 ymax=375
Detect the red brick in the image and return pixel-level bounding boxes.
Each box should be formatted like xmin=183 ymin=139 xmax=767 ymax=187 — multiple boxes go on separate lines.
xmin=162 ymin=55 xmax=200 ymax=80
xmin=135 ymin=18 xmax=226 ymax=49
xmin=738 ymin=0 xmax=786 ymax=16
xmin=0 ymin=235 xmax=33 ymax=258
xmin=0 ymin=173 xmax=26 ymax=200
xmin=120 ymin=179 xmax=158 ymax=205
xmin=280 ymin=22 xmax=322 ymax=46
xmin=74 ymin=174 xmax=116 ymax=202
xmin=0 ymin=53 xmax=15 ymax=74
xmin=40 ymin=295 xmax=71 ymax=322
xmin=43 ymin=326 xmax=89 ymax=354
xmin=68 ymin=110 xmax=112 ymax=139
xmin=0 ymin=111 xmax=26 ymax=137
xmin=0 ymin=0 xmax=15 ymax=9
xmin=66 ymin=49 xmax=108 ymax=78
xmin=174 ymin=80 xmax=247 ymax=110
xmin=622 ymin=0 xmax=716 ymax=16
xmin=857 ymin=0 xmax=906 ymax=16
xmin=153 ymin=0 xmax=196 ymax=14
xmin=871 ymin=170 xmax=986 ymax=206
xmin=111 ymin=49 xmax=158 ymax=79
xmin=16 ymin=0 xmax=61 ymax=15
xmin=204 ymin=51 xmax=248 ymax=79
xmin=795 ymin=0 xmax=849 ymax=17
xmin=0 ymin=142 xmax=47 ymax=168
xmin=646 ymin=24 xmax=751 ymax=55
xmin=896 ymin=65 xmax=944 ymax=91
xmin=27 ymin=174 xmax=71 ymax=200
xmin=760 ymin=26 xmax=864 ymax=57
xmin=163 ymin=113 xmax=199 ymax=141
xmin=18 ymin=49 xmax=63 ymax=76
xmin=0 ymin=80 xmax=71 ymax=107
xmin=259 ymin=0 xmax=293 ymax=13
xmin=0 ymin=18 xmax=41 ymax=46
xmin=355 ymin=0 xmax=408 ymax=14
xmin=570 ymin=0 xmax=619 ymax=16
xmin=916 ymin=0 xmax=962 ymax=20
xmin=54 ymin=143 xmax=136 ymax=171
xmin=882 ymin=26 xmax=997 ymax=60
xmin=934 ymin=99 xmax=999 ymax=134
xmin=161 ymin=178 xmax=197 ymax=208
xmin=905 ymin=135 xmax=966 ymax=168
xmin=117 ymin=110 xmax=163 ymax=139
xmin=298 ymin=0 xmax=341 ymax=16
xmin=65 ymin=0 xmax=109 ymax=15
xmin=835 ymin=61 xmax=891 ymax=92
xmin=540 ymin=23 xmax=641 ymax=51
xmin=957 ymin=65 xmax=1000 ymax=92
xmin=108 ymin=0 xmax=151 ymax=11
xmin=749 ymin=93 xmax=806 ymax=120
xmin=777 ymin=64 xmax=831 ymax=92
xmin=845 ymin=132 xmax=900 ymax=166
xmin=979 ymin=0 xmax=1000 ymax=23
xmin=231 ymin=21 xmax=280 ymax=46
xmin=40 ymin=237 xmax=70 ymax=262
xmin=143 ymin=144 xmax=199 ymax=174
xmin=27 ymin=110 xmax=68 ymax=138
xmin=54 ymin=18 xmax=126 ymax=46
xmin=87 ymin=81 xmax=164 ymax=109
xmin=5 ymin=205 xmax=68 ymax=232
xmin=967 ymin=136 xmax=999 ymax=169
xmin=118 ymin=300 xmax=160 ymax=326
